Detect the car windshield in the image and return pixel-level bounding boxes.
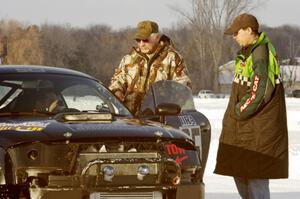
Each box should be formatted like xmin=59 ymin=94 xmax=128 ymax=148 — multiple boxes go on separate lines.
xmin=0 ymin=74 xmax=131 ymax=116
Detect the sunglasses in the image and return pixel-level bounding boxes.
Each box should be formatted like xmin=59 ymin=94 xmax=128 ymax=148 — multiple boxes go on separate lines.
xmin=136 ymin=39 xmax=150 ymax=43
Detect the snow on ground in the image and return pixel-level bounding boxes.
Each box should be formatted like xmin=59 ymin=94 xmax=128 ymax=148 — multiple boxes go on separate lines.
xmin=194 ymin=97 xmax=300 ymax=193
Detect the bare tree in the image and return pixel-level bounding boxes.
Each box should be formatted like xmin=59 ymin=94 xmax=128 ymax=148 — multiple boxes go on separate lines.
xmin=40 ymin=24 xmax=79 ymax=67
xmin=7 ymin=25 xmax=44 ymax=65
xmin=171 ymin=0 xmax=261 ymax=92
xmin=281 ymin=38 xmax=300 ymax=93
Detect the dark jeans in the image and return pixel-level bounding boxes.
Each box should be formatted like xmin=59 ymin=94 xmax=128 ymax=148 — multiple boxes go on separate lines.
xmin=234 ymin=177 xmax=270 ymax=199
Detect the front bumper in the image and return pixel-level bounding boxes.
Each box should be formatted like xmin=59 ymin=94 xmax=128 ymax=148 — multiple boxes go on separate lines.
xmin=0 ymin=183 xmax=205 ymax=199
xmin=28 ymin=183 xmax=205 ymax=199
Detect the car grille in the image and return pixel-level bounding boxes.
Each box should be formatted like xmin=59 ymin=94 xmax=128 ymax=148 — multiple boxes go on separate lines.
xmin=79 ymin=152 xmax=161 ymax=186
xmin=89 ymin=191 xmax=162 ymax=199
xmin=79 ymin=152 xmax=160 ymax=176
xmin=7 ymin=142 xmax=185 ymax=190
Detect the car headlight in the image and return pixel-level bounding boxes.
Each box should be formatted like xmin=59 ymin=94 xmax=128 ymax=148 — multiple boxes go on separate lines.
xmin=103 ymin=165 xmax=115 ymax=182
xmin=137 ymin=165 xmax=150 ymax=180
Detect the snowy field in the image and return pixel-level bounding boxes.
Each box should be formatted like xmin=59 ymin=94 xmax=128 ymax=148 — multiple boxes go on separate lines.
xmin=194 ymin=97 xmax=300 ymax=198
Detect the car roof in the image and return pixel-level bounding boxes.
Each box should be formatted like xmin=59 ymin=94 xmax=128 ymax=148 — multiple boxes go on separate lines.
xmin=0 ymin=65 xmax=98 ymax=82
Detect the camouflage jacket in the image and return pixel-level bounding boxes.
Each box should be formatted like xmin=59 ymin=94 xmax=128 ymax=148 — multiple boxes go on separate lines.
xmin=109 ymin=35 xmax=191 ymax=115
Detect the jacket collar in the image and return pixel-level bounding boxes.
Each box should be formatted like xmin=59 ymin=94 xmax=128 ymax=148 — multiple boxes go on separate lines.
xmin=237 ymin=32 xmax=269 ymax=60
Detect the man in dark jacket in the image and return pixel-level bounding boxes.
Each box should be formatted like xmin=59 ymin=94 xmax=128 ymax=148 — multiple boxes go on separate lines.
xmin=214 ymin=13 xmax=288 ymax=199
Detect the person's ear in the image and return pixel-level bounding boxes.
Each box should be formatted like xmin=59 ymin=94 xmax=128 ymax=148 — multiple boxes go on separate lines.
xmin=151 ymin=33 xmax=161 ymax=43
xmin=246 ymin=27 xmax=253 ymax=34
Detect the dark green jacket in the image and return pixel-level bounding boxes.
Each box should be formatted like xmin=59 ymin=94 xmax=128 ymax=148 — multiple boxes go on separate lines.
xmin=214 ymin=32 xmax=288 ymax=179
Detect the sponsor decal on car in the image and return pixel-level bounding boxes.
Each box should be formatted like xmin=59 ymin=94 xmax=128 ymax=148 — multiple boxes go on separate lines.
xmin=0 ymin=121 xmax=50 ymax=132
xmin=165 ymin=144 xmax=189 ymax=164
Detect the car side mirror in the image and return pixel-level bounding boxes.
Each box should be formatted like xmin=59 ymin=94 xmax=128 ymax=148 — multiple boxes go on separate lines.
xmin=155 ymin=103 xmax=181 ymax=123
xmin=155 ymin=103 xmax=181 ymax=115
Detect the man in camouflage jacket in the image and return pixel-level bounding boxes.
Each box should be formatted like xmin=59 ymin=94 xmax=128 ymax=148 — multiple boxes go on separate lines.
xmin=109 ymin=20 xmax=191 ymax=115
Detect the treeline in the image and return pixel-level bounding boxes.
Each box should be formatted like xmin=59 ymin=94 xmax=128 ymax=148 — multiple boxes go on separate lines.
xmin=0 ymin=19 xmax=300 ymax=93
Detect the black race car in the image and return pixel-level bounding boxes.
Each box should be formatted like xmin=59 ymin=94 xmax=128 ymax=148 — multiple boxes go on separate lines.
xmin=0 ymin=65 xmax=211 ymax=199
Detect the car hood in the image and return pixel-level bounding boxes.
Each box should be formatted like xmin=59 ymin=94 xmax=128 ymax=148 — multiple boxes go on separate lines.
xmin=0 ymin=117 xmax=190 ymax=148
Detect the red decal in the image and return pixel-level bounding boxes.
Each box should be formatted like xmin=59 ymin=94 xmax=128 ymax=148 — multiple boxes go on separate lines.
xmin=240 ymin=75 xmax=260 ymax=112
xmin=166 ymin=144 xmax=186 ymax=155
xmin=175 ymin=155 xmax=188 ymax=164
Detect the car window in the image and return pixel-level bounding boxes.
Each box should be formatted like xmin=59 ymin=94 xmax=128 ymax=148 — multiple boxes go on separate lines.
xmin=0 ymin=74 xmax=131 ymax=116
xmin=0 ymin=81 xmax=23 ymax=109
xmin=62 ymin=85 xmax=103 ymax=111
xmin=0 ymin=85 xmax=12 ymax=107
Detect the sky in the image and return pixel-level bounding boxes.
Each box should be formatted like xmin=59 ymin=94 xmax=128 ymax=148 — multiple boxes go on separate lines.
xmin=0 ymin=0 xmax=300 ymax=30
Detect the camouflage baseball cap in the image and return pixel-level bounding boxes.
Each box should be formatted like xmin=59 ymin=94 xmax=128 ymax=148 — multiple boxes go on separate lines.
xmin=135 ymin=20 xmax=159 ymax=40
xmin=224 ymin=13 xmax=259 ymax=35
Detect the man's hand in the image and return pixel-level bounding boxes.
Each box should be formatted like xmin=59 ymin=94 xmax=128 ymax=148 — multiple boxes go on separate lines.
xmin=114 ymin=90 xmax=125 ymax=101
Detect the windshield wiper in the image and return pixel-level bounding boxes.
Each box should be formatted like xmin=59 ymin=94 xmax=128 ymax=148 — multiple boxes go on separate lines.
xmin=80 ymin=110 xmax=127 ymax=117
xmin=111 ymin=113 xmax=127 ymax=117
